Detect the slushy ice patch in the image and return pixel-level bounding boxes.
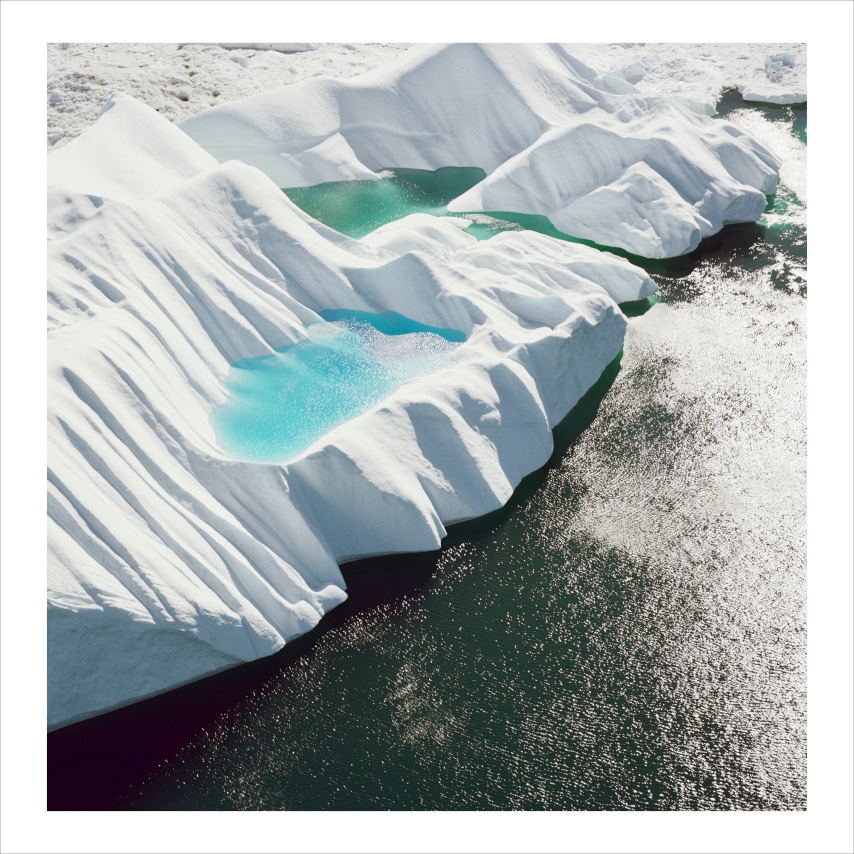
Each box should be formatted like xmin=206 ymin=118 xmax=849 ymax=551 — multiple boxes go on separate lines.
xmin=212 ymin=311 xmax=465 ymax=464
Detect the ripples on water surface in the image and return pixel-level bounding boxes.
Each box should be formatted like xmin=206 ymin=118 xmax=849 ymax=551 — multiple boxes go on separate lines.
xmin=49 ymin=99 xmax=806 ymax=811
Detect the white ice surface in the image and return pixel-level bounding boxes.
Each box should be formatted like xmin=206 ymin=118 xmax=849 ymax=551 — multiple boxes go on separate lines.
xmin=47 ymin=42 xmax=412 ymax=150
xmin=46 ymin=42 xmax=806 ymax=155
xmin=179 ymin=43 xmax=317 ymax=53
xmin=47 ymin=89 xmax=655 ymax=729
xmin=178 ymin=43 xmax=782 ymax=258
xmin=563 ymin=43 xmax=807 ymax=112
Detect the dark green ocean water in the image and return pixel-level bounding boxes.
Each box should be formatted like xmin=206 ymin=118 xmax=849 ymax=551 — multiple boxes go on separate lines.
xmin=48 ymin=98 xmax=806 ymax=811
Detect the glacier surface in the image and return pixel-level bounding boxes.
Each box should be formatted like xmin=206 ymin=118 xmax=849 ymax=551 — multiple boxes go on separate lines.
xmin=47 ymin=43 xmax=783 ymax=729
xmin=179 ymin=43 xmax=781 ymax=258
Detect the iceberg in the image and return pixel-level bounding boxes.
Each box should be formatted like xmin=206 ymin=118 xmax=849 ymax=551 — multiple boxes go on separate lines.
xmin=47 ymin=43 xmax=781 ymax=730
xmin=47 ymin=91 xmax=656 ymax=729
xmin=180 ymin=43 xmax=781 ymax=258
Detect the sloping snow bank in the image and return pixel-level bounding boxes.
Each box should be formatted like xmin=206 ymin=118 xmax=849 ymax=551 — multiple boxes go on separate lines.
xmin=179 ymin=43 xmax=781 ymax=259
xmin=47 ymin=93 xmax=654 ymax=729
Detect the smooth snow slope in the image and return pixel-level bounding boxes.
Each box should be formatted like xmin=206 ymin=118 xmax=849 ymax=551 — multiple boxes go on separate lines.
xmin=47 ymin=91 xmax=656 ymax=729
xmin=179 ymin=43 xmax=782 ymax=258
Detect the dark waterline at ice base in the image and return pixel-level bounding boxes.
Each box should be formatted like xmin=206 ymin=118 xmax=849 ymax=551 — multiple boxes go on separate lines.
xmin=48 ymin=99 xmax=806 ymax=811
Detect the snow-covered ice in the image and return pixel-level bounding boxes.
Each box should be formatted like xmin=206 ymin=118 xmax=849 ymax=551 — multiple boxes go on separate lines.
xmin=47 ymin=42 xmax=412 ymax=150
xmin=46 ymin=42 xmax=796 ymax=729
xmin=46 ymin=42 xmax=807 ymax=154
xmin=179 ymin=43 xmax=318 ymax=53
xmin=564 ymin=42 xmax=807 ymax=112
xmin=179 ymin=44 xmax=783 ymax=258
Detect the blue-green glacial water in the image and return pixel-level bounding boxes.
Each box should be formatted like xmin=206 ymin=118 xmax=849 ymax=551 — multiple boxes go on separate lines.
xmin=47 ymin=98 xmax=806 ymax=811
xmin=283 ymin=166 xmax=487 ymax=238
xmin=211 ymin=310 xmax=464 ymax=464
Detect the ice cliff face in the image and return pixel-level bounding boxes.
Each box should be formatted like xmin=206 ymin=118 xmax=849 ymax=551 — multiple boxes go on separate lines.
xmin=180 ymin=43 xmax=781 ymax=258
xmin=47 ymin=43 xmax=780 ymax=729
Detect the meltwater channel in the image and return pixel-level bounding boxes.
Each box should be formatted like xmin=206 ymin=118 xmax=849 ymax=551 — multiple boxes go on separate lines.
xmin=48 ymin=97 xmax=806 ymax=811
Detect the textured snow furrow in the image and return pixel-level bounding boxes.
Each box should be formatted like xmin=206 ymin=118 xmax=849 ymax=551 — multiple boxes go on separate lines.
xmin=47 ymin=485 xmax=138 ymax=612
xmin=58 ymin=372 xmax=278 ymax=628
xmin=117 ymin=306 xmax=215 ymax=403
xmin=48 ymin=459 xmax=177 ymax=625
